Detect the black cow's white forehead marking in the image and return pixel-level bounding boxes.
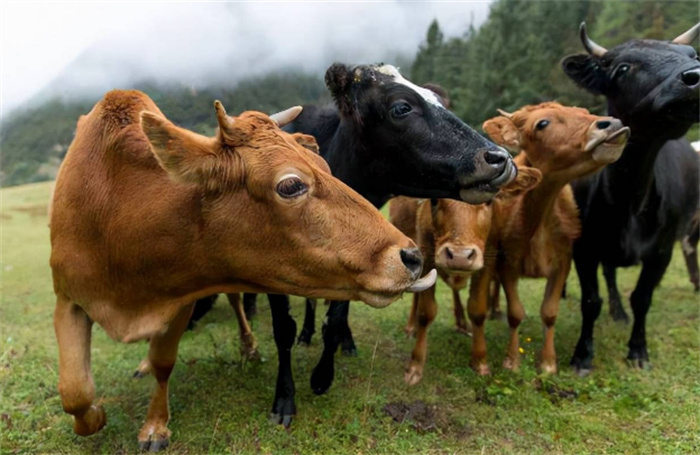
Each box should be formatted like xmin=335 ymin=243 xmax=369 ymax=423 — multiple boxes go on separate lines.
xmin=375 ymin=65 xmax=445 ymax=109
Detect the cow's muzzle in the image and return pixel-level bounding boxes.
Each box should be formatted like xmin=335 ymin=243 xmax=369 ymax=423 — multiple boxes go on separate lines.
xmin=459 ymin=147 xmax=516 ymax=204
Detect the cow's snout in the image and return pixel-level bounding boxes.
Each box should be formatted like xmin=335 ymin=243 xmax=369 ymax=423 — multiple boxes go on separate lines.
xmin=481 ymin=147 xmax=510 ymax=174
xmin=400 ymin=247 xmax=423 ymax=280
xmin=595 ymin=118 xmax=623 ymax=132
xmin=681 ymin=68 xmax=700 ymax=89
xmin=436 ymin=244 xmax=483 ymax=273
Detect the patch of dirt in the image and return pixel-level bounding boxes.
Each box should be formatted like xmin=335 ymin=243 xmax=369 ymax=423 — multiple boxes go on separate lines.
xmin=12 ymin=203 xmax=49 ymax=217
xmin=534 ymin=379 xmax=578 ymax=403
xmin=382 ymin=400 xmax=446 ymax=433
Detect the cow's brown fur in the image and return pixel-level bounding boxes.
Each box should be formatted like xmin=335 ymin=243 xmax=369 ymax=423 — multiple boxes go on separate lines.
xmin=50 ymin=90 xmax=421 ymax=449
xmin=468 ymin=102 xmax=628 ymax=375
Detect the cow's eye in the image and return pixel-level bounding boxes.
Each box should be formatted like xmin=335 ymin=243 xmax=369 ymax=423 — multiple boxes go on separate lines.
xmin=613 ymin=64 xmax=630 ymax=80
xmin=536 ymin=119 xmax=550 ymax=130
xmin=276 ymin=175 xmax=308 ymax=199
xmin=390 ymin=102 xmax=412 ymax=118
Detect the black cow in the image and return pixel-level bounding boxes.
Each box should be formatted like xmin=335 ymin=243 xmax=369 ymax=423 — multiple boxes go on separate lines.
xmin=561 ymin=22 xmax=700 ymax=375
xmin=218 ymin=63 xmax=514 ymax=427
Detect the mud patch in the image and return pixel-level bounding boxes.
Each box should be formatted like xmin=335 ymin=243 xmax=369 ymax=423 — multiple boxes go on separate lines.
xmin=382 ymin=400 xmax=446 ymax=432
xmin=534 ymin=378 xmax=577 ymax=403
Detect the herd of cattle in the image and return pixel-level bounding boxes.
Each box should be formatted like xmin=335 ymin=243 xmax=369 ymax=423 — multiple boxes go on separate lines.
xmin=47 ymin=23 xmax=699 ymax=450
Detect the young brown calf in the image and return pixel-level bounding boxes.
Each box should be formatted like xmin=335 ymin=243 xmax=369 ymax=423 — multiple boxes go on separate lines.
xmin=468 ymin=102 xmax=629 ymax=375
xmin=50 ymin=90 xmax=434 ymax=450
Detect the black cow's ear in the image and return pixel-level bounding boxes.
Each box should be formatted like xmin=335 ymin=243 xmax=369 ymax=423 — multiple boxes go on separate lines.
xmin=561 ymin=54 xmax=607 ymax=95
xmin=325 ymin=63 xmax=354 ymax=114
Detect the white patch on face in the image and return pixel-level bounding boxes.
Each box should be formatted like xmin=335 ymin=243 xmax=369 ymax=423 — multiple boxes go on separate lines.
xmin=377 ymin=65 xmax=445 ymax=109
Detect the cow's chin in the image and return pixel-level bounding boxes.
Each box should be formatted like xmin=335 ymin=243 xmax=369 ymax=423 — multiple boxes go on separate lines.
xmin=591 ymin=128 xmax=630 ymax=164
xmin=459 ymin=162 xmax=517 ymax=204
xmin=357 ymin=291 xmax=403 ymax=308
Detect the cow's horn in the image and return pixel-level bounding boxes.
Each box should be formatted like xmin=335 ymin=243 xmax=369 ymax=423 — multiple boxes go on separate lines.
xmin=270 ymin=106 xmax=303 ymax=127
xmin=497 ymin=109 xmax=513 ymax=119
xmin=214 ymin=100 xmax=236 ymax=141
xmin=579 ymin=22 xmax=607 ymax=57
xmin=407 ymin=268 xmax=437 ymax=293
xmin=672 ymin=23 xmax=700 ymax=45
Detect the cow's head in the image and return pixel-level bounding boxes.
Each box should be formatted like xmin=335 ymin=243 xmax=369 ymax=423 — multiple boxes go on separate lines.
xmin=483 ymin=102 xmax=629 ymax=181
xmin=325 ymin=63 xmax=516 ymax=204
xmin=141 ymin=101 xmax=436 ymax=307
xmin=562 ymin=22 xmax=700 ymax=138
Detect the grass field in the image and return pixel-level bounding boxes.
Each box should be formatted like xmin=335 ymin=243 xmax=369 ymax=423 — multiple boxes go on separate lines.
xmin=1 ymin=181 xmax=698 ymax=454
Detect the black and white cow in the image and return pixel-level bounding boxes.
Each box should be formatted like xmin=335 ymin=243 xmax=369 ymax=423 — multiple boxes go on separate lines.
xmin=562 ymin=23 xmax=700 ymax=375
xmin=191 ymin=63 xmax=516 ymax=426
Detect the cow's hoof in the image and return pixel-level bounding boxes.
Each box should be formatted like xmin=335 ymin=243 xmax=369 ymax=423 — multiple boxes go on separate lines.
xmin=570 ymin=355 xmax=593 ymax=377
xmin=133 ymin=358 xmax=152 ymax=379
xmin=626 ymin=347 xmax=651 ymax=370
xmin=502 ymin=356 xmax=520 ymax=372
xmin=404 ymin=326 xmax=416 ymax=339
xmin=341 ymin=343 xmax=357 ymax=357
xmin=404 ymin=362 xmax=424 ymax=386
xmin=138 ymin=423 xmax=171 ymax=452
xmin=455 ymin=325 xmax=472 ymax=337
xmin=241 ymin=347 xmax=262 ymax=362
xmin=470 ymin=360 xmax=491 ymax=376
xmin=609 ymin=306 xmax=629 ymax=324
xmin=539 ymin=359 xmax=558 ymax=375
xmin=269 ymin=412 xmax=293 ymax=429
xmin=310 ymin=362 xmax=334 ymax=395
xmin=73 ymin=405 xmax=106 ymax=436
xmin=297 ymin=329 xmax=314 ymax=347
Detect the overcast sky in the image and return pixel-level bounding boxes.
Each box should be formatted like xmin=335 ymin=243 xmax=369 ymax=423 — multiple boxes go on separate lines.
xmin=1 ymin=1 xmax=492 ymax=116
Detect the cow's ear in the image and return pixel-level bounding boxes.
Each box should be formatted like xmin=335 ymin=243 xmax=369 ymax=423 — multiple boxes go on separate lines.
xmin=483 ymin=116 xmax=521 ymax=154
xmin=325 ymin=63 xmax=355 ymax=114
xmin=141 ymin=111 xmax=230 ymax=188
xmin=291 ymin=133 xmax=320 ymax=154
xmin=496 ymin=166 xmax=542 ymax=199
xmin=561 ymin=54 xmax=608 ymax=95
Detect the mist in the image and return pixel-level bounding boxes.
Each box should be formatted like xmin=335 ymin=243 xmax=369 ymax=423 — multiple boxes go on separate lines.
xmin=1 ymin=1 xmax=491 ymax=116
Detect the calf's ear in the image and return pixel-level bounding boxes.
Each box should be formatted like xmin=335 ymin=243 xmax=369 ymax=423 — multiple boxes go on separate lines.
xmin=141 ymin=112 xmax=230 ymax=189
xmin=483 ymin=116 xmax=521 ymax=154
xmin=496 ymin=166 xmax=542 ymax=199
xmin=325 ymin=63 xmax=355 ymax=115
xmin=561 ymin=54 xmax=607 ymax=95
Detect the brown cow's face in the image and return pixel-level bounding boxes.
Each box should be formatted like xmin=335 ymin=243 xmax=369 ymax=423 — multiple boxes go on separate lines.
xmin=142 ymin=106 xmax=431 ymax=307
xmin=431 ymin=199 xmax=492 ymax=277
xmin=483 ymin=102 xmax=629 ymax=181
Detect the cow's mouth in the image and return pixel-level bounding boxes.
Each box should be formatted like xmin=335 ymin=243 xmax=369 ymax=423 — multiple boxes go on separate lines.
xmin=588 ymin=126 xmax=630 ymax=164
xmin=459 ymin=160 xmax=517 ymax=204
xmin=360 ymin=269 xmax=438 ymax=308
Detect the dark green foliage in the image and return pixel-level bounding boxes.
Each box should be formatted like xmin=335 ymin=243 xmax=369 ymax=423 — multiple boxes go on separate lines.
xmin=410 ymin=0 xmax=699 ymax=129
xmin=0 ymin=73 xmax=327 ymax=186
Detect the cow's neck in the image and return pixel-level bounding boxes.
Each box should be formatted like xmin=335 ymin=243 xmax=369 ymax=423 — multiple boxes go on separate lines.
xmin=519 ymin=174 xmax=567 ymax=237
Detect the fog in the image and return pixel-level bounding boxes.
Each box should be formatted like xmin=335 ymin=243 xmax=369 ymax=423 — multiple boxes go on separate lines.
xmin=1 ymin=1 xmax=491 ymax=116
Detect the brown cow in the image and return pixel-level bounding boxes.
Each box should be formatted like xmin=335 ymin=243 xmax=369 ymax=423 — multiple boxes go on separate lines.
xmin=50 ymin=90 xmax=436 ymax=450
xmin=389 ymin=170 xmax=539 ymax=385
xmin=467 ymin=102 xmax=629 ymax=375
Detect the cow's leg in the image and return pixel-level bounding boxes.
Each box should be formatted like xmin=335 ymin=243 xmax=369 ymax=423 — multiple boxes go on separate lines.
xmin=539 ymin=261 xmax=570 ymax=375
xmin=452 ymin=288 xmax=471 ymax=335
xmin=54 ymin=296 xmax=106 ymax=437
xmin=339 ymin=310 xmax=357 ymax=356
xmin=267 ymin=294 xmax=297 ymax=427
xmin=570 ymin=250 xmax=602 ymax=376
xmin=627 ymin=248 xmax=673 ymax=369
xmin=468 ymin=266 xmax=495 ymax=375
xmin=227 ymin=293 xmax=260 ymax=361
xmin=501 ymin=268 xmax=525 ymax=372
xmin=310 ymin=300 xmax=348 ymax=395
xmin=138 ymin=303 xmax=193 ymax=452
xmin=243 ymin=293 xmax=258 ymax=320
xmin=487 ymin=277 xmax=503 ymax=320
xmin=602 ymin=264 xmax=629 ymax=323
xmin=682 ymin=225 xmax=700 ymax=292
xmin=405 ymin=285 xmax=438 ymax=385
xmin=187 ymin=295 xmax=216 ymax=330
xmin=297 ymin=298 xmax=317 ymax=346
xmin=404 ymin=294 xmax=418 ymax=338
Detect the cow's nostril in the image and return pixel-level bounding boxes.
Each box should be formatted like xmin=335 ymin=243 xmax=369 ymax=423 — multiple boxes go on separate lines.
xmin=445 ymin=247 xmax=454 ymax=260
xmin=596 ymin=120 xmax=611 ymax=130
xmin=400 ymin=248 xmax=423 ymax=278
xmin=465 ymin=249 xmax=476 ymax=261
xmin=681 ymin=69 xmax=700 ymax=87
xmin=484 ymin=149 xmax=508 ymax=165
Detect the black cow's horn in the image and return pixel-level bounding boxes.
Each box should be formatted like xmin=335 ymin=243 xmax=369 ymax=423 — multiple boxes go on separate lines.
xmin=672 ymin=23 xmax=700 ymax=45
xmin=579 ymin=22 xmax=607 ymax=57
xmin=270 ymin=106 xmax=303 ymax=127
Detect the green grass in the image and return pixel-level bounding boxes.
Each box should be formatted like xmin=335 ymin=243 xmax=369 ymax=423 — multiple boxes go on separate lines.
xmin=1 ymin=181 xmax=699 ymax=454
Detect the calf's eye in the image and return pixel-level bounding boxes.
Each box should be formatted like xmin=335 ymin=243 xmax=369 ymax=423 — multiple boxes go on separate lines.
xmin=390 ymin=102 xmax=413 ymax=118
xmin=536 ymin=119 xmax=550 ymax=130
xmin=276 ymin=175 xmax=308 ymax=199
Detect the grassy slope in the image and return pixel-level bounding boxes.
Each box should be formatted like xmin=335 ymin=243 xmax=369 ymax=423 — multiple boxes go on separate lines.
xmin=1 ymin=181 xmax=698 ymax=454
